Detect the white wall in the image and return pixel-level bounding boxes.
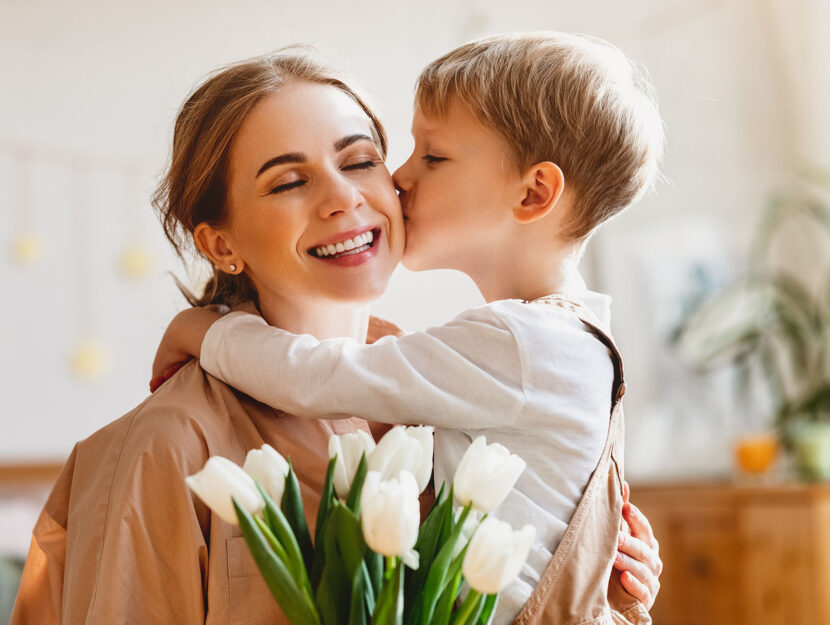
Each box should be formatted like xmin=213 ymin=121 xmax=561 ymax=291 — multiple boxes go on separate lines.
xmin=1 ymin=0 xmax=824 ymax=478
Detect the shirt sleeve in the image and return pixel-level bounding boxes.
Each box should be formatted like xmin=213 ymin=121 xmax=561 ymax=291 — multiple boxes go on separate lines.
xmin=72 ymin=408 xmax=210 ymax=624
xmin=200 ymin=310 xmax=525 ymax=429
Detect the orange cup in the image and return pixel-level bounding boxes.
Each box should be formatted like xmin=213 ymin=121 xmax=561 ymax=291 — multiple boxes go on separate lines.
xmin=735 ymin=434 xmax=779 ymax=474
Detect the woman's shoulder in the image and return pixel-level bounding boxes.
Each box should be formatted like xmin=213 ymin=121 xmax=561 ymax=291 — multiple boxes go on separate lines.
xmin=76 ymin=361 xmax=242 ymax=478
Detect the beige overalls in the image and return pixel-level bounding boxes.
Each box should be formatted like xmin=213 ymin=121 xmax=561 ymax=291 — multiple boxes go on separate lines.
xmin=510 ymin=295 xmax=651 ymax=625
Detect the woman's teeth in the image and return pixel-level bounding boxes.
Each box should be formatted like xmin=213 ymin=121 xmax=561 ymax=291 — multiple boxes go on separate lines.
xmin=313 ymin=230 xmax=375 ymax=258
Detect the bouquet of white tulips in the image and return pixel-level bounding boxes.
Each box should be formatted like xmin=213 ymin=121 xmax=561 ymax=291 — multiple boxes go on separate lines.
xmin=186 ymin=426 xmax=535 ymax=625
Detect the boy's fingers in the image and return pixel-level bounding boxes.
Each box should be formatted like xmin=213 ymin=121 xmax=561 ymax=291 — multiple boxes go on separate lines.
xmin=623 ymin=502 xmax=659 ymax=552
xmin=619 ymin=570 xmax=653 ymax=609
xmin=618 ymin=533 xmax=662 ymax=576
xmin=622 ymin=480 xmax=630 ymax=504
xmin=163 ymin=361 xmax=187 ymax=379
xmin=150 ymin=361 xmax=189 ymax=393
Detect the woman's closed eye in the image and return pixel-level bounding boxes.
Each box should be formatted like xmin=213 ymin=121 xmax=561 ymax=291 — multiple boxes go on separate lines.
xmin=270 ymin=179 xmax=307 ymax=194
xmin=269 ymin=158 xmax=380 ymax=194
xmin=342 ymin=159 xmax=379 ymax=171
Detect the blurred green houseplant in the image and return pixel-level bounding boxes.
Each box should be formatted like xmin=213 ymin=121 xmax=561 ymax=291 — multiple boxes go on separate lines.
xmin=674 ymin=174 xmax=830 ymax=478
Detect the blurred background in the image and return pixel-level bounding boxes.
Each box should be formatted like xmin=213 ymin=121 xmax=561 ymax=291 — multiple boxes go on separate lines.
xmin=2 ymin=0 xmax=830 ymax=623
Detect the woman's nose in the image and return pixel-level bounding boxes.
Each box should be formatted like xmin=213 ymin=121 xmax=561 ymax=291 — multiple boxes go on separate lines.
xmin=318 ymin=173 xmax=362 ymax=218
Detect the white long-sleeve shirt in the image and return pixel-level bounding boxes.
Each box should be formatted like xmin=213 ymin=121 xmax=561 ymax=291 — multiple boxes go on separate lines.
xmin=201 ymin=293 xmax=614 ymax=623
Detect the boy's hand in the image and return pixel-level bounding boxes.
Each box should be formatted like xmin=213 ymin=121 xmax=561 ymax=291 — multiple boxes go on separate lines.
xmin=150 ymin=306 xmax=227 ymax=391
xmin=615 ymin=481 xmax=662 ymax=609
xmin=367 ymin=316 xmax=406 ymax=344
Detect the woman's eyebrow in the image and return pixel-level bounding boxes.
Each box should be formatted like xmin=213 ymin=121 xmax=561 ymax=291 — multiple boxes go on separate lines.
xmin=334 ymin=133 xmax=374 ymax=152
xmin=256 ymin=134 xmax=373 ymax=178
xmin=256 ymin=152 xmax=305 ymax=177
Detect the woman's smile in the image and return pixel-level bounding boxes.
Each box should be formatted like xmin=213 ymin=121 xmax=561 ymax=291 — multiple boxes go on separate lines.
xmin=307 ymin=226 xmax=382 ymax=266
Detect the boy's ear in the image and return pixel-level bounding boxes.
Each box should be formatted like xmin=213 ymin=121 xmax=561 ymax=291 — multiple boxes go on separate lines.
xmin=513 ymin=161 xmax=565 ymax=224
xmin=193 ymin=223 xmax=245 ymax=274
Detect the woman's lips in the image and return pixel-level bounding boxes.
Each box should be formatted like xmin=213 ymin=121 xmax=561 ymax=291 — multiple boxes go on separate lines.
xmin=309 ymin=228 xmax=381 ymax=267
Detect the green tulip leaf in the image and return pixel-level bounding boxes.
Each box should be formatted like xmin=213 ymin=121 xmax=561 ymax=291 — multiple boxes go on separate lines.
xmin=419 ymin=503 xmax=472 ymax=625
xmin=345 ymin=453 xmax=368 ymax=513
xmin=316 ymin=501 xmax=372 ymax=625
xmin=233 ymin=498 xmax=321 ymax=625
xmin=371 ymin=558 xmax=404 ymax=625
xmin=349 ymin=561 xmax=370 ymax=625
xmin=283 ymin=461 xmax=314 ymax=574
xmin=431 ymin=563 xmax=462 ymax=625
xmin=365 ymin=549 xmax=383 ymax=598
xmin=315 ymin=506 xmax=350 ymax=625
xmin=405 ymin=485 xmax=452 ymax=624
xmin=253 ymin=515 xmax=290 ymax=568
xmin=477 ymin=595 xmax=499 ymax=625
xmin=331 ymin=503 xmax=368 ymax=577
xmin=450 ymin=590 xmax=484 ymax=625
xmin=313 ymin=456 xmax=339 ymax=590
xmin=256 ymin=482 xmax=312 ymax=595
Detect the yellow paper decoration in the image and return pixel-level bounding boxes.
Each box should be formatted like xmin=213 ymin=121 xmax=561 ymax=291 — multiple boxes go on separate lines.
xmin=11 ymin=232 xmax=44 ymax=265
xmin=70 ymin=340 xmax=109 ymax=382
xmin=119 ymin=245 xmax=153 ymax=280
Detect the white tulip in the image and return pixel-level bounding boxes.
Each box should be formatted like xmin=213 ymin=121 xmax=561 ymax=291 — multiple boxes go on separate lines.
xmin=452 ymin=508 xmax=484 ymax=559
xmin=243 ymin=444 xmax=289 ymax=504
xmin=186 ymin=456 xmax=264 ymax=525
xmin=462 ymin=517 xmax=536 ymax=594
xmin=360 ymin=470 xmax=421 ymax=557
xmin=368 ymin=425 xmax=434 ymax=492
xmin=328 ymin=430 xmax=376 ymax=498
xmin=405 ymin=425 xmax=435 ymax=492
xmin=453 ymin=436 xmax=526 ymax=513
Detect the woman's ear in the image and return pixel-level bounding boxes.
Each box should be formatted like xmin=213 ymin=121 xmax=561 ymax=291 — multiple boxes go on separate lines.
xmin=513 ymin=162 xmax=565 ymax=224
xmin=193 ymin=223 xmax=245 ymax=274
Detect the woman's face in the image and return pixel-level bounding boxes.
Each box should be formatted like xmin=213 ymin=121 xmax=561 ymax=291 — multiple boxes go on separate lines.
xmin=222 ymin=81 xmax=404 ymax=307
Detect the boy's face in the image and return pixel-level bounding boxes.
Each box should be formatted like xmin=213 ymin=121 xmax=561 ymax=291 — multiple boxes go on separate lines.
xmin=392 ymin=99 xmax=522 ymax=273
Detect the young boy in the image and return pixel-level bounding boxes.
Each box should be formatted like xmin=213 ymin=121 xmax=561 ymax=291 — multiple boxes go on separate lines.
xmin=154 ymin=32 xmax=663 ymax=623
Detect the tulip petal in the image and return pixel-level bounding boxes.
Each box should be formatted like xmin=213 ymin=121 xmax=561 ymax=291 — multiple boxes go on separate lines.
xmin=243 ymin=444 xmax=289 ymax=504
xmin=186 ymin=456 xmax=264 ymax=525
xmin=453 ymin=436 xmax=526 ymax=513
xmin=462 ymin=517 xmax=536 ymax=594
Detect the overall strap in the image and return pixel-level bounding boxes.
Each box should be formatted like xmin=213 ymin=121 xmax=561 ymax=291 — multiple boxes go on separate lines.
xmin=531 ymin=294 xmax=626 ymax=405
xmin=511 ymin=295 xmax=628 ymax=625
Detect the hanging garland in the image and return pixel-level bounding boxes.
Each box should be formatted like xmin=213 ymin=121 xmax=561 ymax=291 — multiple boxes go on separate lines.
xmin=9 ymin=149 xmax=44 ymax=266
xmin=118 ymin=169 xmax=154 ymax=281
xmin=2 ymin=140 xmax=157 ymax=382
xmin=68 ymin=161 xmax=110 ymax=382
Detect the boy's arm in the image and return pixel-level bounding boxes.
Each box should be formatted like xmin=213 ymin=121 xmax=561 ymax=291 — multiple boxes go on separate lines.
xmin=201 ymin=310 xmax=525 ymax=429
xmin=151 ymin=307 xmax=225 ymax=383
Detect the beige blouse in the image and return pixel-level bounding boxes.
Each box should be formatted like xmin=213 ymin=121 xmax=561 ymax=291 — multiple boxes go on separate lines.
xmin=11 ymin=361 xmax=370 ymax=625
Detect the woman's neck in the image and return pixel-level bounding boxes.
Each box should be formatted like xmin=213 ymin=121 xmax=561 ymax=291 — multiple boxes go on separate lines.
xmin=256 ymin=293 xmax=370 ymax=342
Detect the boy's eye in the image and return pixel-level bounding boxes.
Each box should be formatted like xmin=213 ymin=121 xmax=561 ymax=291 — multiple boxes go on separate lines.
xmin=343 ymin=160 xmax=378 ymax=171
xmin=422 ymin=154 xmax=446 ymax=164
xmin=270 ymin=179 xmax=306 ymax=194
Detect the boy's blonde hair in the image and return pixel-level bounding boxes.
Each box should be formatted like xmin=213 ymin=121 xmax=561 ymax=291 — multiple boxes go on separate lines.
xmin=416 ymin=32 xmax=664 ymax=240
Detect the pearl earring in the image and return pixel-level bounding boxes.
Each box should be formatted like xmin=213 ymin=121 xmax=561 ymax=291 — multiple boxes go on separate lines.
xmin=229 ymin=264 xmax=237 ymax=272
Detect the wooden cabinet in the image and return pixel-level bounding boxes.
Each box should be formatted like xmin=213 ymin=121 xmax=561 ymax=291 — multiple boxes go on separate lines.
xmin=631 ymin=482 xmax=830 ymax=625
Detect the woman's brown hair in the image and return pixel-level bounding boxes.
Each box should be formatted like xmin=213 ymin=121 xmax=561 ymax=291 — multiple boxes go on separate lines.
xmin=152 ymin=47 xmax=388 ymax=307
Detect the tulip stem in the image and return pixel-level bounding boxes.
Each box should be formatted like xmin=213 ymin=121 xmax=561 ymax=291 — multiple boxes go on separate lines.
xmin=385 ymin=556 xmax=398 ymax=578
xmin=450 ymin=589 xmax=482 ymax=625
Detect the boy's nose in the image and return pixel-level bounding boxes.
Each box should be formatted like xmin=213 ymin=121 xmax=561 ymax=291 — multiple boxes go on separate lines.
xmin=391 ymin=162 xmax=411 ymax=193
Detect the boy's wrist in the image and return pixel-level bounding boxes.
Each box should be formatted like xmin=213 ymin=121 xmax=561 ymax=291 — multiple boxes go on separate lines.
xmin=180 ymin=307 xmax=224 ymax=359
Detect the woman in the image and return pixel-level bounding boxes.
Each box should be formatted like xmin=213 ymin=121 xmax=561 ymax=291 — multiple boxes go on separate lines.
xmin=12 ymin=50 xmax=659 ymax=625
